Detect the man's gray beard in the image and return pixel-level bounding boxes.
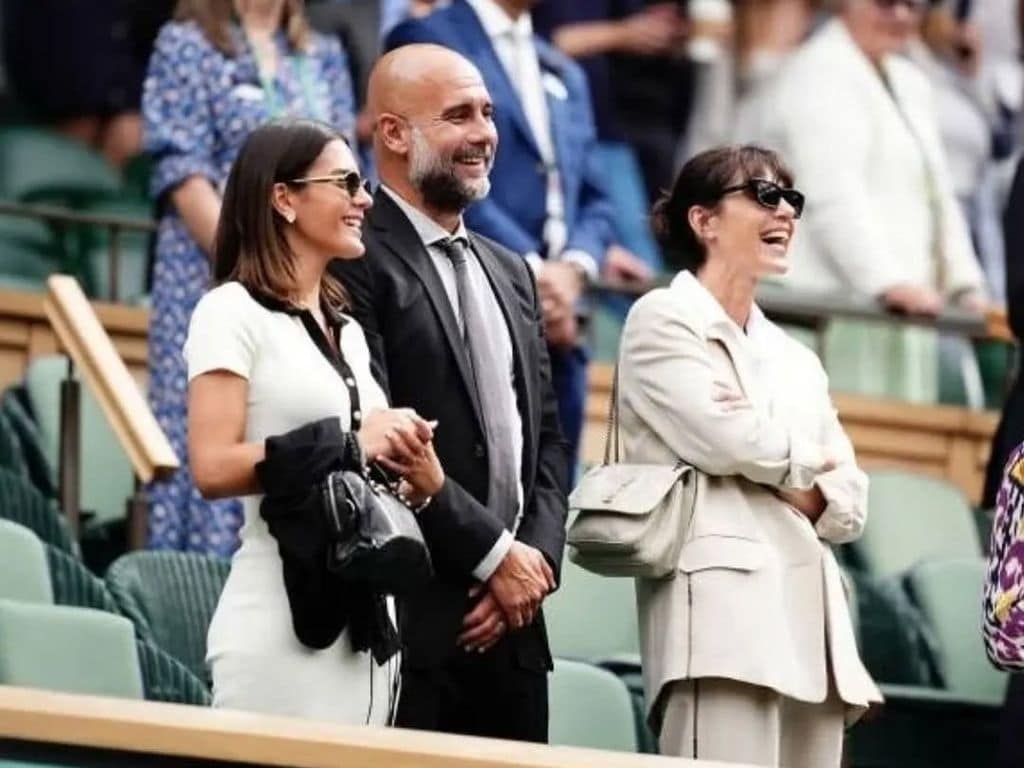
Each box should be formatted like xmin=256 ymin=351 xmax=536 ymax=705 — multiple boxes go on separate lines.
xmin=408 ymin=129 xmax=491 ymax=214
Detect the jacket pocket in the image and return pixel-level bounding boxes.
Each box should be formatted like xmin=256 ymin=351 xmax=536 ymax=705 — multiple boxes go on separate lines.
xmin=678 ymin=535 xmax=766 ymax=573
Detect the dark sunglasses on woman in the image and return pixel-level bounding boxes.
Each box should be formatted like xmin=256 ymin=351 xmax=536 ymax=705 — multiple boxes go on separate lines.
xmin=288 ymin=171 xmax=371 ymax=198
xmin=720 ymin=178 xmax=805 ymax=219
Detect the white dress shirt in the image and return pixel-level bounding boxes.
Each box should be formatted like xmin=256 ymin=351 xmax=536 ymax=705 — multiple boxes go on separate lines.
xmin=381 ymin=185 xmax=520 ymax=580
xmin=465 ymin=0 xmax=598 ymax=279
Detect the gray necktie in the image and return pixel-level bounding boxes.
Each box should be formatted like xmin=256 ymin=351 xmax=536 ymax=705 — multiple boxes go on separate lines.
xmin=440 ymin=237 xmax=519 ymax=528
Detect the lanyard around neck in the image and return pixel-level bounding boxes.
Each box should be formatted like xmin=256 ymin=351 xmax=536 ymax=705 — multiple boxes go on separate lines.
xmin=243 ymin=28 xmax=326 ymax=122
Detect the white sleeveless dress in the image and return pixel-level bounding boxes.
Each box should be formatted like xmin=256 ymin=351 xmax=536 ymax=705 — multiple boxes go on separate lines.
xmin=184 ymin=281 xmax=396 ymax=724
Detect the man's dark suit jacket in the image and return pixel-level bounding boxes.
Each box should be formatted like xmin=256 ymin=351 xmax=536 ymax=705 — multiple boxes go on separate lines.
xmin=330 ymin=189 xmax=570 ymax=672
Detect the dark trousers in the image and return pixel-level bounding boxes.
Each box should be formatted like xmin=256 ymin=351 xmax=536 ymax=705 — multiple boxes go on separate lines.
xmin=549 ymin=344 xmax=587 ymax=471
xmin=999 ymin=673 xmax=1024 ymax=768
xmin=395 ymin=640 xmax=549 ymax=743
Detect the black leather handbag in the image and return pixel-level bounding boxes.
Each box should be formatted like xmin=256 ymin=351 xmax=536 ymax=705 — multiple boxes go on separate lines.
xmin=321 ymin=463 xmax=433 ymax=596
xmin=314 ymin=318 xmax=433 ymax=597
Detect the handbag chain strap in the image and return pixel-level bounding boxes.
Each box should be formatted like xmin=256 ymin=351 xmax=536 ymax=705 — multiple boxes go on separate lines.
xmin=601 ymin=364 xmax=621 ymax=466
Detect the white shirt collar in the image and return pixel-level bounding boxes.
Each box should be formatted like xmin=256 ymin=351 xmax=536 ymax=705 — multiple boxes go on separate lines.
xmin=670 ymin=269 xmax=771 ymax=342
xmin=380 ymin=184 xmax=469 ymax=248
xmin=465 ymin=0 xmax=533 ymax=40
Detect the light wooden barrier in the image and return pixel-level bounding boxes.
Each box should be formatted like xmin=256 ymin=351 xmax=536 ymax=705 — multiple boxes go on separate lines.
xmin=584 ymin=363 xmax=999 ymax=505
xmin=0 ymin=285 xmax=148 ymax=391
xmin=41 ymin=276 xmax=176 ymax=486
xmin=0 ymin=686 xmax=747 ymax=768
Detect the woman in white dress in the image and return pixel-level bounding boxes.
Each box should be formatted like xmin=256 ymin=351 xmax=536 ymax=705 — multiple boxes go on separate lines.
xmin=186 ymin=118 xmax=444 ymax=723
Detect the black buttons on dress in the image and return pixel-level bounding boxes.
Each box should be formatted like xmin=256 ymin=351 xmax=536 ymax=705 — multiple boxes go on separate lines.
xmin=473 ymin=443 xmax=485 ymax=458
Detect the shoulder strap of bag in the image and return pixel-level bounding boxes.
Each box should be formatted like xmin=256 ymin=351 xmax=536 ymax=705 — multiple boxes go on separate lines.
xmin=602 ymin=364 xmax=621 ymax=466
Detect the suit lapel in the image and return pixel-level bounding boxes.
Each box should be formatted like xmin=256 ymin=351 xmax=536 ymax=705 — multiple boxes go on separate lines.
xmin=370 ymin=192 xmax=485 ymax=429
xmin=536 ymin=42 xmax=571 ymax=183
xmin=450 ymin=0 xmax=543 ymax=160
xmin=469 ymin=233 xmax=537 ymax=475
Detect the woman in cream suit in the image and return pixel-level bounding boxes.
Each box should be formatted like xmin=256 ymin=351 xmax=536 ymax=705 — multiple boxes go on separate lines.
xmin=619 ymin=145 xmax=881 ymax=767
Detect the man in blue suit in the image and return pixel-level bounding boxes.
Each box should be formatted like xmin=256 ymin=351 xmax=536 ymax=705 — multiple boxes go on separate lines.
xmin=386 ymin=0 xmax=648 ymax=465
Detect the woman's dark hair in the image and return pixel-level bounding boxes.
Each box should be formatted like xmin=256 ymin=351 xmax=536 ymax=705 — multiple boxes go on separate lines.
xmin=174 ymin=0 xmax=310 ymax=56
xmin=214 ymin=118 xmax=350 ymax=310
xmin=651 ymin=145 xmax=795 ymax=272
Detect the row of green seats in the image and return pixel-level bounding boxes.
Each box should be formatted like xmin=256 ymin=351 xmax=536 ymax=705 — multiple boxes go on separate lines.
xmin=0 ymin=513 xmax=640 ymax=753
xmin=0 ymin=518 xmax=208 ymax=704
xmin=0 ymin=126 xmax=152 ymax=302
xmin=1 ymin=353 xmax=155 ymax=572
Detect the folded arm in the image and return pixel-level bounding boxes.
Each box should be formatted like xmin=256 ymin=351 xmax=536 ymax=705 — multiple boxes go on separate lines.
xmin=620 ymin=296 xmax=830 ymax=487
xmin=806 ymin=364 xmax=869 ymax=544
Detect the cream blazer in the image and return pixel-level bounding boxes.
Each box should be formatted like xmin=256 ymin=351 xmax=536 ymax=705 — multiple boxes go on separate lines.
xmin=619 ymin=272 xmax=882 ymax=723
xmin=736 ymin=19 xmax=983 ymax=298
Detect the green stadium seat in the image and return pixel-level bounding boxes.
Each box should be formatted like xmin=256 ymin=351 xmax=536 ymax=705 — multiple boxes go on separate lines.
xmin=45 ymin=544 xmax=120 ymax=613
xmin=904 ymin=557 xmax=1008 ymax=705
xmin=847 ymin=569 xmax=942 ymax=686
xmin=546 ymin=551 xmax=656 ymax=750
xmin=975 ymin=340 xmax=1015 ymax=411
xmin=0 ymin=519 xmax=52 ymax=604
xmin=24 ymin=356 xmax=135 ymax=535
xmin=0 ymin=599 xmax=143 ymax=699
xmin=549 ymin=659 xmax=638 ymax=752
xmin=823 ymin=319 xmax=938 ymax=403
xmin=0 ymin=409 xmax=30 ymax=484
xmin=121 ymin=154 xmax=153 ymax=202
xmin=546 ymin=553 xmax=640 ymax=666
xmin=0 ymin=215 xmax=64 ymax=292
xmin=0 ymin=127 xmax=121 ymax=207
xmin=0 ymin=466 xmax=77 ymax=557
xmin=135 ymin=637 xmax=211 ymax=706
xmin=0 ymin=387 xmax=57 ymax=499
xmin=938 ymin=336 xmax=985 ymax=409
xmin=106 ymin=551 xmax=230 ymax=686
xmin=34 ymin=545 xmax=210 ymax=705
xmin=846 ymin=470 xmax=982 ymax=579
xmin=77 ymin=197 xmax=152 ymax=303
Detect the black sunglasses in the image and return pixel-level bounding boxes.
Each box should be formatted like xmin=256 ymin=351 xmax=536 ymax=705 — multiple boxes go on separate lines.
xmin=288 ymin=171 xmax=370 ymax=198
xmin=720 ymin=178 xmax=805 ymax=219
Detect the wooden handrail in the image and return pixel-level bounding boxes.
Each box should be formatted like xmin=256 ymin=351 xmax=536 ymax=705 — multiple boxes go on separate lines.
xmin=0 ymin=686 xmax=747 ymax=768
xmin=42 ymin=275 xmax=177 ymax=484
xmin=595 ymin=278 xmax=1000 ymax=340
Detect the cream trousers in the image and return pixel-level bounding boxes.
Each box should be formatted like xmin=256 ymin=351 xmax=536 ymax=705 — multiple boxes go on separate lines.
xmin=657 ymin=677 xmax=846 ymax=767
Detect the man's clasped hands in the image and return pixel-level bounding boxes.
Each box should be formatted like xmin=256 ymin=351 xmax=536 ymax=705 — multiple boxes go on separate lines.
xmin=357 ymin=407 xmax=556 ymax=654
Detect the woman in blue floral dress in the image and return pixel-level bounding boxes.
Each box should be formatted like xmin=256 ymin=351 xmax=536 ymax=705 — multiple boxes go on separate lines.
xmin=142 ymin=0 xmax=355 ymax=555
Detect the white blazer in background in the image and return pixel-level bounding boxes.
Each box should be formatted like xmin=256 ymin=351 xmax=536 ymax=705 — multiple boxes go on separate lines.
xmin=618 ymin=271 xmax=882 ymax=724
xmin=736 ymin=18 xmax=983 ymax=298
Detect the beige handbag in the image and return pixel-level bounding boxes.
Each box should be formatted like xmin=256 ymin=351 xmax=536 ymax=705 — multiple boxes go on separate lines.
xmin=566 ymin=365 xmax=696 ymax=579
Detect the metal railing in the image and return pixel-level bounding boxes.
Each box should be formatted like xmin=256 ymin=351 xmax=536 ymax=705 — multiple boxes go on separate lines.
xmin=0 ymin=199 xmax=155 ymax=302
xmin=0 ymin=197 xmax=1009 ymax=347
xmin=43 ymin=275 xmax=177 ymax=546
xmin=596 ymin=277 xmax=994 ymax=342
